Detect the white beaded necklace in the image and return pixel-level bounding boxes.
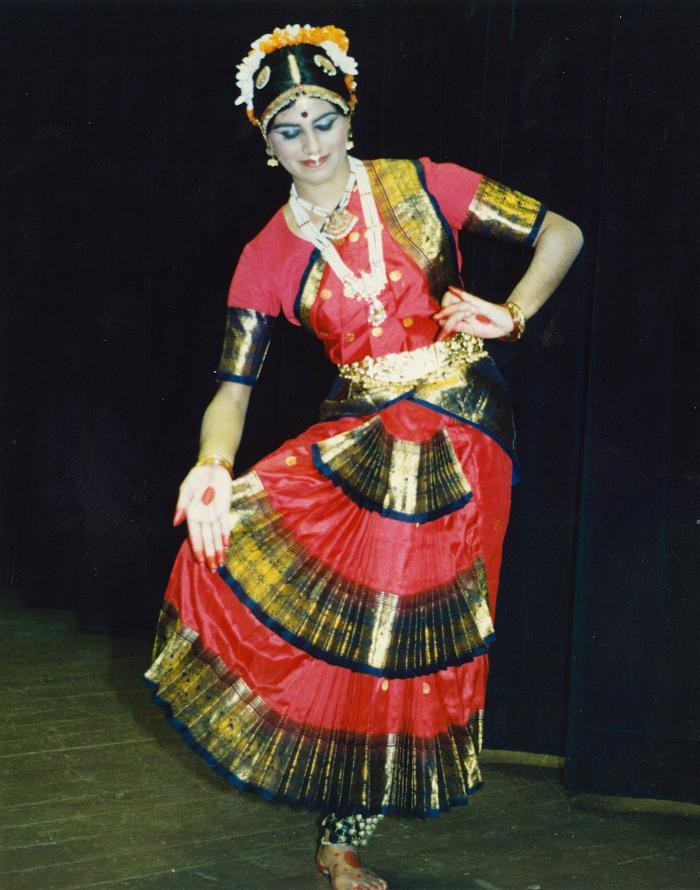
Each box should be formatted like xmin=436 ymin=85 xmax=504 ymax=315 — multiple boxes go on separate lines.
xmin=289 ymin=157 xmax=388 ymax=326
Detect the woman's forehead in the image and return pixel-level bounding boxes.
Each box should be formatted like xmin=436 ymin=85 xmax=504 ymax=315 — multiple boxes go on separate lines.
xmin=273 ymin=96 xmax=338 ymax=125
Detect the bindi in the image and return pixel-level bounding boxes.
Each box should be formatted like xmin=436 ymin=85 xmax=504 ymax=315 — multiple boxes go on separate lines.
xmin=300 ymin=110 xmax=309 ymax=118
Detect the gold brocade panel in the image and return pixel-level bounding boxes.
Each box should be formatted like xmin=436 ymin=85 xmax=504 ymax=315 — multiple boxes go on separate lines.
xmin=222 ymin=473 xmax=494 ymax=678
xmin=320 ymin=358 xmax=517 ymax=463
xmin=465 ymin=178 xmax=545 ymax=244
xmin=216 ymin=307 xmax=276 ymax=384
xmin=294 ymin=159 xmax=460 ymax=332
xmin=365 ymin=159 xmax=459 ymax=304
xmin=145 ymin=604 xmax=484 ymax=816
xmin=313 ymin=415 xmax=472 ymax=522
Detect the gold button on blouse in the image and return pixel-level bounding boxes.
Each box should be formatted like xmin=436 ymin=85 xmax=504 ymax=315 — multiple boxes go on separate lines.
xmin=389 ymin=270 xmax=402 ymax=282
xmin=402 ymin=317 xmax=413 ymax=328
xmin=345 ymin=331 xmax=356 ymax=342
xmin=381 ymin=679 xmax=389 ymax=691
xmin=371 ymin=327 xmax=383 ymax=337
xmin=422 ymin=682 xmax=431 ymax=695
xmin=320 ymin=288 xmax=333 ymax=300
xmin=348 ymin=231 xmax=360 ymax=243
xmin=285 ymin=455 xmax=297 ymax=467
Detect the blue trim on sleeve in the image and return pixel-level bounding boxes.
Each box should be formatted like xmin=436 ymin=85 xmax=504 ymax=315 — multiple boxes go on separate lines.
xmin=215 ymin=371 xmax=257 ymax=385
xmin=526 ymin=203 xmax=548 ymax=246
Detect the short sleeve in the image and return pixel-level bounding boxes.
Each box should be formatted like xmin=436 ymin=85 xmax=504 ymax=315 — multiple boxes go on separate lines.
xmin=421 ymin=157 xmax=547 ymax=246
xmin=216 ymin=242 xmax=281 ymax=385
xmin=419 ymin=157 xmax=483 ymax=231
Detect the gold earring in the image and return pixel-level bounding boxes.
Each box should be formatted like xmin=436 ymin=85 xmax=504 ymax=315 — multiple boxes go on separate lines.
xmin=346 ymin=131 xmax=354 ymax=150
xmin=265 ymin=145 xmax=279 ymax=167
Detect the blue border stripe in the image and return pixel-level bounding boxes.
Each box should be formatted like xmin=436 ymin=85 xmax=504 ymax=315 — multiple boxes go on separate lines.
xmin=142 ymin=675 xmax=483 ymax=818
xmin=407 ymin=396 xmax=521 ymax=485
xmin=216 ymin=563 xmax=494 ymax=679
xmin=311 ymin=443 xmax=473 ymax=523
xmin=215 ymin=371 xmax=257 ymax=385
xmin=526 ymin=203 xmax=548 ymax=245
xmin=412 ymin=158 xmax=461 ymax=275
xmin=293 ymin=247 xmax=322 ymax=326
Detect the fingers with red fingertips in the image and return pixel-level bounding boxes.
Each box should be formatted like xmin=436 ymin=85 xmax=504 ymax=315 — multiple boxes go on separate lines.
xmin=172 ymin=507 xmax=186 ymax=526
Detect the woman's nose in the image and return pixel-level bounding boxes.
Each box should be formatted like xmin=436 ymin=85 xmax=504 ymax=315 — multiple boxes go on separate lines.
xmin=303 ymin=129 xmax=321 ymax=157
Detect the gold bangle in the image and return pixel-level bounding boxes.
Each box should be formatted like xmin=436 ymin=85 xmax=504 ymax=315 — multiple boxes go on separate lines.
xmin=195 ymin=454 xmax=233 ymax=475
xmin=498 ymin=301 xmax=526 ymax=342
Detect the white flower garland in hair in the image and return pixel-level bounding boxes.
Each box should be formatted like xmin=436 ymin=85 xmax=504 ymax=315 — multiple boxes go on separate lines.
xmin=235 ymin=24 xmax=358 ymax=118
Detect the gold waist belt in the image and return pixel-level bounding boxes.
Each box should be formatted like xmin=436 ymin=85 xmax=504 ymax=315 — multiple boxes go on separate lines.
xmin=337 ymin=333 xmax=488 ymax=389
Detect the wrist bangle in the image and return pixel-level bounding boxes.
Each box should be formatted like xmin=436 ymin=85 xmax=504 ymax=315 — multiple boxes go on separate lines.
xmin=498 ymin=301 xmax=526 ymax=342
xmin=196 ymin=454 xmax=233 ymax=475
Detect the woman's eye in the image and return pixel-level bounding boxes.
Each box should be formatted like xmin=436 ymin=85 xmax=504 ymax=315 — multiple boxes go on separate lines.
xmin=278 ymin=129 xmax=300 ymax=140
xmin=316 ymin=119 xmax=336 ymax=132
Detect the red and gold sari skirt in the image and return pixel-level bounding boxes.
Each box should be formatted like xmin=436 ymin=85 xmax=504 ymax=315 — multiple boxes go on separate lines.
xmin=145 ymin=397 xmax=511 ymax=817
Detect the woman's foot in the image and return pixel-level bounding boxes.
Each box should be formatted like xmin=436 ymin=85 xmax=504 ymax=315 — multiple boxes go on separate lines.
xmin=316 ymin=844 xmax=388 ymax=890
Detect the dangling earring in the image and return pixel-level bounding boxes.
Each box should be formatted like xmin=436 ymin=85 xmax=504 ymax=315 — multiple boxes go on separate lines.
xmin=265 ymin=145 xmax=278 ymax=167
xmin=346 ymin=129 xmax=354 ymax=151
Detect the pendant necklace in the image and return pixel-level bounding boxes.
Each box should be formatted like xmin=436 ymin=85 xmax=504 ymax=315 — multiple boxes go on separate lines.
xmin=289 ymin=157 xmax=388 ymax=326
xmin=294 ymin=173 xmax=358 ymax=241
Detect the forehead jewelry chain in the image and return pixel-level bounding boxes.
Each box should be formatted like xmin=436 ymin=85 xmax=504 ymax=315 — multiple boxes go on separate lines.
xmin=289 ymin=157 xmax=388 ymax=325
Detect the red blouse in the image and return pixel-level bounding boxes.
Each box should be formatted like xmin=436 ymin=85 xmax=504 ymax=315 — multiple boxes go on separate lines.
xmin=225 ymin=158 xmax=483 ymax=365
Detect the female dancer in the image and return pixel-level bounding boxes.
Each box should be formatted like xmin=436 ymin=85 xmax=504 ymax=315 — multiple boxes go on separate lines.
xmin=145 ymin=24 xmax=583 ymax=890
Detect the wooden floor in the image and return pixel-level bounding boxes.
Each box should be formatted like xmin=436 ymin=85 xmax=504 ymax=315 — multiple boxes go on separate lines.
xmin=1 ymin=590 xmax=698 ymax=890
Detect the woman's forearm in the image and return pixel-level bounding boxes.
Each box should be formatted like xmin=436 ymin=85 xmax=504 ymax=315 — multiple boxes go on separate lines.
xmin=198 ymin=381 xmax=252 ymax=465
xmin=508 ymin=211 xmax=584 ymax=319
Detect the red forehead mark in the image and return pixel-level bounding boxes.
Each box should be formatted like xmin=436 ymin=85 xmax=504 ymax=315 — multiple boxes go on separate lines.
xmin=301 ymin=110 xmax=309 ymax=118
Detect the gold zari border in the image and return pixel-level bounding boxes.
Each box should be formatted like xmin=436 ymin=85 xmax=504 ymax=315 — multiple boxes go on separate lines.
xmin=146 ymin=603 xmax=484 ymax=816
xmin=222 ymin=473 xmax=494 ymax=677
xmin=216 ymin=307 xmax=276 ymax=383
xmin=365 ymin=158 xmax=459 ymax=303
xmin=465 ymin=177 xmax=544 ymax=243
xmin=314 ymin=415 xmax=472 ymax=521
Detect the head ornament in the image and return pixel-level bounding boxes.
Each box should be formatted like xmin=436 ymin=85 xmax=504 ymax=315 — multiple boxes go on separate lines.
xmin=235 ymin=24 xmax=358 ymax=135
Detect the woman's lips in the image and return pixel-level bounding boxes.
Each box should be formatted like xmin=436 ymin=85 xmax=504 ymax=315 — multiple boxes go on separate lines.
xmin=301 ymin=155 xmax=329 ymax=168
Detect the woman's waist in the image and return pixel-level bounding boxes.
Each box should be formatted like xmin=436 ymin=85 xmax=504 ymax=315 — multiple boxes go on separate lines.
xmin=336 ymin=333 xmax=488 ymax=390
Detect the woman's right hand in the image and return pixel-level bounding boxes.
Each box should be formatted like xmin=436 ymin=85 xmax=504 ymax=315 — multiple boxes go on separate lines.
xmin=173 ymin=464 xmax=233 ymax=572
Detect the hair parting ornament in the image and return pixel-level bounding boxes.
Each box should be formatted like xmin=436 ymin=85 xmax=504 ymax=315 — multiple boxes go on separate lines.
xmin=235 ymin=24 xmax=358 ymax=138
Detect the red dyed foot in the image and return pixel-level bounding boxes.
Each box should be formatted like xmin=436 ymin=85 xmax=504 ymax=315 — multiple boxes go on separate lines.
xmin=316 ymin=845 xmax=388 ymax=890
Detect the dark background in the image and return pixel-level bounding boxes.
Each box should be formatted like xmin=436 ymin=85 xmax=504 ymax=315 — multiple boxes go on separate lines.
xmin=2 ymin=0 xmax=698 ymax=804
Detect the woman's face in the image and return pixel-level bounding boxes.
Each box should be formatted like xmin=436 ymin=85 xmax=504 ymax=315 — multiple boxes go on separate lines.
xmin=267 ymin=96 xmax=350 ymax=192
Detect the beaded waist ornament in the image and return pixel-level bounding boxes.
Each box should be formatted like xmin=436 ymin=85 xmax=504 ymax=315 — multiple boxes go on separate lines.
xmin=337 ymin=333 xmax=487 ymax=390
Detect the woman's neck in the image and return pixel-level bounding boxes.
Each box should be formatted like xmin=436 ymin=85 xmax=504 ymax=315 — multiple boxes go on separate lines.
xmin=292 ymin=156 xmax=352 ymax=210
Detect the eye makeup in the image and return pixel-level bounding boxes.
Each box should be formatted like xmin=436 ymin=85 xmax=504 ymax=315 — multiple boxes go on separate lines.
xmin=271 ymin=112 xmax=339 ymax=139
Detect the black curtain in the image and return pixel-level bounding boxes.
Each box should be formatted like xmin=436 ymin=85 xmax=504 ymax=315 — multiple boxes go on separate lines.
xmin=2 ymin=0 xmax=697 ymax=804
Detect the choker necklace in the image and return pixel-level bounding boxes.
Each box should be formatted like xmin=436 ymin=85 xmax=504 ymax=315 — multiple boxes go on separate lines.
xmin=294 ymin=171 xmax=358 ymax=240
xmin=289 ymin=157 xmax=387 ymax=325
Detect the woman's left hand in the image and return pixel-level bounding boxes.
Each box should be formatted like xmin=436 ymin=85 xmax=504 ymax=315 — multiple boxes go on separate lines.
xmin=434 ymin=286 xmax=516 ymax=340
